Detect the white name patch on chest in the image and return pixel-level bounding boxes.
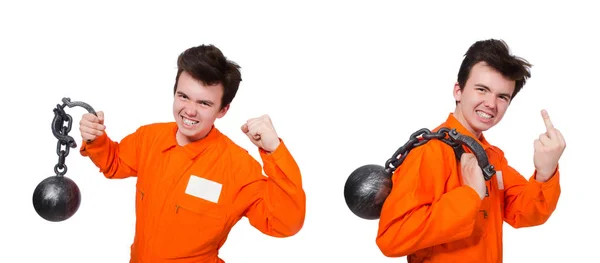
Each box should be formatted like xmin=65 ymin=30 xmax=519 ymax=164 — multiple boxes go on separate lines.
xmin=496 ymin=170 xmax=504 ymax=190
xmin=185 ymin=175 xmax=222 ymax=203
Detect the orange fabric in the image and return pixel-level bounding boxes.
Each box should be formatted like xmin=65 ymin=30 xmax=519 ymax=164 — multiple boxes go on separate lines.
xmin=80 ymin=122 xmax=306 ymax=262
xmin=376 ymin=113 xmax=561 ymax=263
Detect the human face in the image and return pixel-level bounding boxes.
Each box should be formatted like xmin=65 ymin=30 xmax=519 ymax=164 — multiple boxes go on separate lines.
xmin=453 ymin=62 xmax=515 ymax=138
xmin=173 ymin=71 xmax=229 ymax=145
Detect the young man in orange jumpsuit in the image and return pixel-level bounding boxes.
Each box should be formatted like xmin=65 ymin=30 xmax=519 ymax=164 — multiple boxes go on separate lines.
xmin=78 ymin=44 xmax=306 ymax=262
xmin=376 ymin=39 xmax=566 ymax=262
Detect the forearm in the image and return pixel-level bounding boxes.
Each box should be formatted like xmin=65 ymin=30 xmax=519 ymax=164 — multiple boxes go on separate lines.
xmin=79 ymin=132 xmax=137 ymax=179
xmin=504 ymin=169 xmax=561 ymax=228
xmin=377 ymin=185 xmax=482 ymax=257
xmin=244 ymin=140 xmax=306 ymax=237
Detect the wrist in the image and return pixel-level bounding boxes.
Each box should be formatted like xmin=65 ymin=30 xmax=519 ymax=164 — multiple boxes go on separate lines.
xmin=264 ymin=139 xmax=281 ymax=153
xmin=535 ymin=167 xmax=557 ymax=182
xmin=478 ymin=188 xmax=486 ymax=200
xmin=534 ymin=172 xmax=551 ymax=182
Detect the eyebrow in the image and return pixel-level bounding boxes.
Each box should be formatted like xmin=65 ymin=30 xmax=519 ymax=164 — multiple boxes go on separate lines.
xmin=176 ymin=91 xmax=215 ymax=106
xmin=475 ymin=84 xmax=512 ymax=99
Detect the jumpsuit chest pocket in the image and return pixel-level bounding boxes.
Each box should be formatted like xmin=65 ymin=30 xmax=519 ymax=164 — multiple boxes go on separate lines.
xmin=175 ymin=192 xmax=226 ymax=220
xmin=174 ymin=174 xmax=227 ymax=219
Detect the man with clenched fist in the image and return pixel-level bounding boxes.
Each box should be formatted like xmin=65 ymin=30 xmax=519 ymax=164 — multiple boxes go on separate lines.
xmin=78 ymin=44 xmax=306 ymax=263
xmin=376 ymin=39 xmax=565 ymax=262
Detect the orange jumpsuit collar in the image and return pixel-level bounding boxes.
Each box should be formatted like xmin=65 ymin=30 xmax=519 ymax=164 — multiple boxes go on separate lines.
xmin=443 ymin=113 xmax=492 ymax=151
xmin=160 ymin=123 xmax=222 ymax=159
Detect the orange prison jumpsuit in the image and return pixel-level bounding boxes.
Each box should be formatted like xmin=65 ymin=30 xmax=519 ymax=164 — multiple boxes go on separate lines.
xmin=376 ymin=113 xmax=561 ymax=263
xmin=80 ymin=122 xmax=306 ymax=262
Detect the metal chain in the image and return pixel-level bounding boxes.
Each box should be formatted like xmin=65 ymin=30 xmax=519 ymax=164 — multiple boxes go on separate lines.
xmin=51 ymin=98 xmax=97 ymax=177
xmin=384 ymin=127 xmax=463 ymax=172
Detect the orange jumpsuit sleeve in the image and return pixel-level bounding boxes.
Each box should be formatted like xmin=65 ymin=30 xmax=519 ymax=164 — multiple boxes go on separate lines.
xmin=235 ymin=139 xmax=306 ymax=237
xmin=376 ymin=143 xmax=482 ymax=257
xmin=501 ymin=161 xmax=561 ymax=228
xmin=79 ymin=127 xmax=142 ymax=179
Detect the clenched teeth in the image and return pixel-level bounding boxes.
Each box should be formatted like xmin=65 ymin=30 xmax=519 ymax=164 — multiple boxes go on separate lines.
xmin=183 ymin=117 xmax=199 ymax=125
xmin=477 ymin=111 xmax=492 ymax=119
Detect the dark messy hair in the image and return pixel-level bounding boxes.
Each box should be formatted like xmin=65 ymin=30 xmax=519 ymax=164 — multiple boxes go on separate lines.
xmin=457 ymin=39 xmax=532 ymax=102
xmin=173 ymin=44 xmax=242 ymax=110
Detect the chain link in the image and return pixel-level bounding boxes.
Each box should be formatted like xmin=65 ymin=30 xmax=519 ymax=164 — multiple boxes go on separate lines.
xmin=385 ymin=127 xmax=463 ymax=172
xmin=51 ymin=98 xmax=97 ymax=177
xmin=382 ymin=126 xmax=496 ymax=181
xmin=53 ymin=106 xmax=72 ymax=176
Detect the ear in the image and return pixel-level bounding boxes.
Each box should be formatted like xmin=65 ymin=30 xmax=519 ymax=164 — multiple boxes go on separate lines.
xmin=217 ymin=104 xmax=230 ymax=119
xmin=453 ymin=82 xmax=462 ymax=102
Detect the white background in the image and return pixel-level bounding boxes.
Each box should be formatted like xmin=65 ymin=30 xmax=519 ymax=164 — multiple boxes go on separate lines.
xmin=1 ymin=0 xmax=598 ymax=262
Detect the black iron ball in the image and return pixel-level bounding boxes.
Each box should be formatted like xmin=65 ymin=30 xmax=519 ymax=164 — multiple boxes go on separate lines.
xmin=32 ymin=175 xmax=81 ymax=222
xmin=344 ymin=164 xmax=393 ymax=220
